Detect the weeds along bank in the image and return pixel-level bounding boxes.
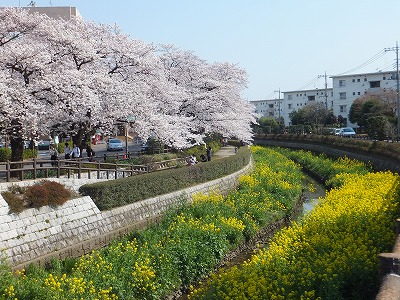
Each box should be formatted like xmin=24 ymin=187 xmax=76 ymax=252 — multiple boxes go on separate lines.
xmin=0 ymin=147 xmax=304 ymax=300
xmin=189 ymin=148 xmax=400 ymax=300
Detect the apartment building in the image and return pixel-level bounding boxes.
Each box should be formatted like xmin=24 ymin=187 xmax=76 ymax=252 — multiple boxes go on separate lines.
xmin=251 ymin=99 xmax=281 ymax=119
xmin=253 ymin=70 xmax=398 ymax=127
xmin=281 ymin=88 xmax=333 ymax=126
xmin=15 ymin=6 xmax=83 ymax=21
xmin=330 ymin=71 xmax=397 ymax=126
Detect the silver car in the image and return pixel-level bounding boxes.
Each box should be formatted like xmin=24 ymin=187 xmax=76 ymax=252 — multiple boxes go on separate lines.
xmin=107 ymin=138 xmax=124 ymax=151
xmin=339 ymin=127 xmax=356 ymax=136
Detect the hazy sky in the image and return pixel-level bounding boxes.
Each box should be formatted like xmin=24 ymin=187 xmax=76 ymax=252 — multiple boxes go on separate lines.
xmin=2 ymin=0 xmax=400 ymax=101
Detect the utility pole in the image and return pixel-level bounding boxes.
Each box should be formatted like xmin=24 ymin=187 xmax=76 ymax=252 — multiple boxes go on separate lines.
xmin=384 ymin=42 xmax=400 ymax=136
xmin=274 ymin=89 xmax=282 ymax=121
xmin=397 ymin=41 xmax=400 ymax=136
xmin=318 ymin=72 xmax=329 ymax=110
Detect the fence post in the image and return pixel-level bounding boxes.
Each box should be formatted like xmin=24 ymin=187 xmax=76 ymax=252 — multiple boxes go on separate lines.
xmin=57 ymin=159 xmax=61 ymax=178
xmin=33 ymin=159 xmax=37 ymax=180
xmin=6 ymin=161 xmax=10 ymax=182
xmin=97 ymin=161 xmax=101 ymax=179
xmin=78 ymin=160 xmax=81 ymax=179
xmin=115 ymin=162 xmax=118 ymax=179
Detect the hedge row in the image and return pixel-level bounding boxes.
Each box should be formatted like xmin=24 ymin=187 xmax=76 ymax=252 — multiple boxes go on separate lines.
xmin=0 ymin=148 xmax=38 ymax=161
xmin=274 ymin=147 xmax=370 ymax=188
xmin=257 ymin=133 xmax=400 ymax=162
xmin=79 ymin=146 xmax=251 ymax=210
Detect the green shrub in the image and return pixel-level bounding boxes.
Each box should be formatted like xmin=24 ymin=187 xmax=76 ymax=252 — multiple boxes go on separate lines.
xmin=0 ymin=148 xmax=11 ymax=161
xmin=79 ymin=147 xmax=251 ymax=210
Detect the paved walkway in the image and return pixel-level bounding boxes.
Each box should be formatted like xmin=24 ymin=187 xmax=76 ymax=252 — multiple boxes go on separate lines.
xmin=213 ymin=145 xmax=238 ymax=159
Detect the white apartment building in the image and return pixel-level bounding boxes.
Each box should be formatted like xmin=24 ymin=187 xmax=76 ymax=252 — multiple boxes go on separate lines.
xmin=251 ymin=98 xmax=282 ymax=119
xmin=330 ymin=71 xmax=397 ymax=126
xmin=281 ymin=88 xmax=333 ymax=126
xmin=253 ymin=70 xmax=398 ymax=127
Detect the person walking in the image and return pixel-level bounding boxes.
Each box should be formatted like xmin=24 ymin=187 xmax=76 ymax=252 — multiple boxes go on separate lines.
xmin=71 ymin=144 xmax=80 ymax=159
xmin=50 ymin=145 xmax=58 ymax=166
xmin=86 ymin=144 xmax=95 ymax=162
xmin=64 ymin=142 xmax=71 ymax=159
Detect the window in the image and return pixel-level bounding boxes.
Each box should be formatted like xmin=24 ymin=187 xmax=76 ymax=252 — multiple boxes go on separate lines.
xmin=288 ymin=95 xmax=293 ymax=100
xmin=339 ymin=80 xmax=346 ymax=87
xmin=383 ymin=76 xmax=386 ymax=80
xmin=339 ymin=105 xmax=347 ymax=113
xmin=357 ymin=79 xmax=360 ymax=82
xmin=369 ymin=81 xmax=380 ymax=88
xmin=364 ymin=78 xmax=367 ymax=81
xmin=339 ymin=92 xmax=346 ymax=100
xmin=269 ymin=104 xmax=274 ymax=108
xmin=358 ymin=92 xmax=361 ymax=95
xmin=353 ymin=92 xmax=355 ymax=96
xmin=352 ymin=79 xmax=355 ymax=82
xmin=288 ymin=104 xmax=293 ymax=109
xmin=308 ymin=95 xmax=315 ymax=101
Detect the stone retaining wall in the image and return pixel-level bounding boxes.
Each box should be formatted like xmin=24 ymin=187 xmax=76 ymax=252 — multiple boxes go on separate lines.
xmin=376 ymin=219 xmax=400 ymax=299
xmin=0 ymin=159 xmax=253 ymax=270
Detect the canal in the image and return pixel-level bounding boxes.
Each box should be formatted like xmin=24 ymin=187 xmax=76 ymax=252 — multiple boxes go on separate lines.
xmin=176 ymin=174 xmax=326 ymax=299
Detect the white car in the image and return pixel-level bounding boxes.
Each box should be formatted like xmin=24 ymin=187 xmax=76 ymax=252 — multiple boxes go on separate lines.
xmin=107 ymin=138 xmax=124 ymax=151
xmin=333 ymin=128 xmax=341 ymax=135
xmin=339 ymin=127 xmax=356 ymax=137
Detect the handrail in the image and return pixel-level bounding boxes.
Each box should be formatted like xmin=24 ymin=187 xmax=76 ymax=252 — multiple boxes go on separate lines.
xmin=0 ymin=156 xmax=186 ymax=182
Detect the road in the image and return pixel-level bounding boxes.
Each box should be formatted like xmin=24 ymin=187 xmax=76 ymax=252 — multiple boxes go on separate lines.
xmin=34 ymin=140 xmax=143 ymax=161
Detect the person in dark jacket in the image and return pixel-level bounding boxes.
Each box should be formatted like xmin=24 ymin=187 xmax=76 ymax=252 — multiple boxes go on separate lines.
xmin=206 ymin=146 xmax=212 ymax=161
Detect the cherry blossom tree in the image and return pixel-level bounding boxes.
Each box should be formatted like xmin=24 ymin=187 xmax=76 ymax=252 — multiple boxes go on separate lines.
xmin=0 ymin=7 xmax=256 ymax=163
xmin=0 ymin=8 xmax=54 ymax=161
xmin=157 ymin=44 xmax=256 ymax=146
xmin=0 ymin=8 xmax=163 ymax=160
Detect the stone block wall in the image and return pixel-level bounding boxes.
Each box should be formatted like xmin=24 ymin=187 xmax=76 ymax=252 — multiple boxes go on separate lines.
xmin=0 ymin=159 xmax=253 ymax=270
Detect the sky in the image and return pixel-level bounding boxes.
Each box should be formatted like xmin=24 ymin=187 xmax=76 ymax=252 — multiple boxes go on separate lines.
xmin=1 ymin=0 xmax=400 ymax=101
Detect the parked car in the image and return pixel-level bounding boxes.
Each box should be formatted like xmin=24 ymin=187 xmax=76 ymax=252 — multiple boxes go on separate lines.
xmin=38 ymin=140 xmax=51 ymax=150
xmin=339 ymin=127 xmax=356 ymax=137
xmin=333 ymin=128 xmax=341 ymax=135
xmin=107 ymin=138 xmax=124 ymax=151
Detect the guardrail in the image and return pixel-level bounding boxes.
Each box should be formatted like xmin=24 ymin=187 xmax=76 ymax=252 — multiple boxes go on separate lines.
xmin=0 ymin=156 xmax=189 ymax=182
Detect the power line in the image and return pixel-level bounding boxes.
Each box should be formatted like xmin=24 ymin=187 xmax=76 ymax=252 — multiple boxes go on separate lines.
xmin=336 ymin=50 xmax=387 ymax=76
xmin=296 ymin=76 xmax=320 ymax=91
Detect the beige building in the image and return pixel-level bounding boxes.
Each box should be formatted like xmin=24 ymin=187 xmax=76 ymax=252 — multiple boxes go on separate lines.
xmin=21 ymin=6 xmax=82 ymax=21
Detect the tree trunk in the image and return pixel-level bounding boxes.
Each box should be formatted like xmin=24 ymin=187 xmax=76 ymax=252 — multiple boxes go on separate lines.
xmin=10 ymin=137 xmax=24 ymax=178
xmin=8 ymin=120 xmax=25 ymax=178
xmin=10 ymin=137 xmax=24 ymax=162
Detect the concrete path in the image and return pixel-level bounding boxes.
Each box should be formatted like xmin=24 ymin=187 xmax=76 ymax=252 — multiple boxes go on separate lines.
xmin=213 ymin=145 xmax=238 ymax=159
